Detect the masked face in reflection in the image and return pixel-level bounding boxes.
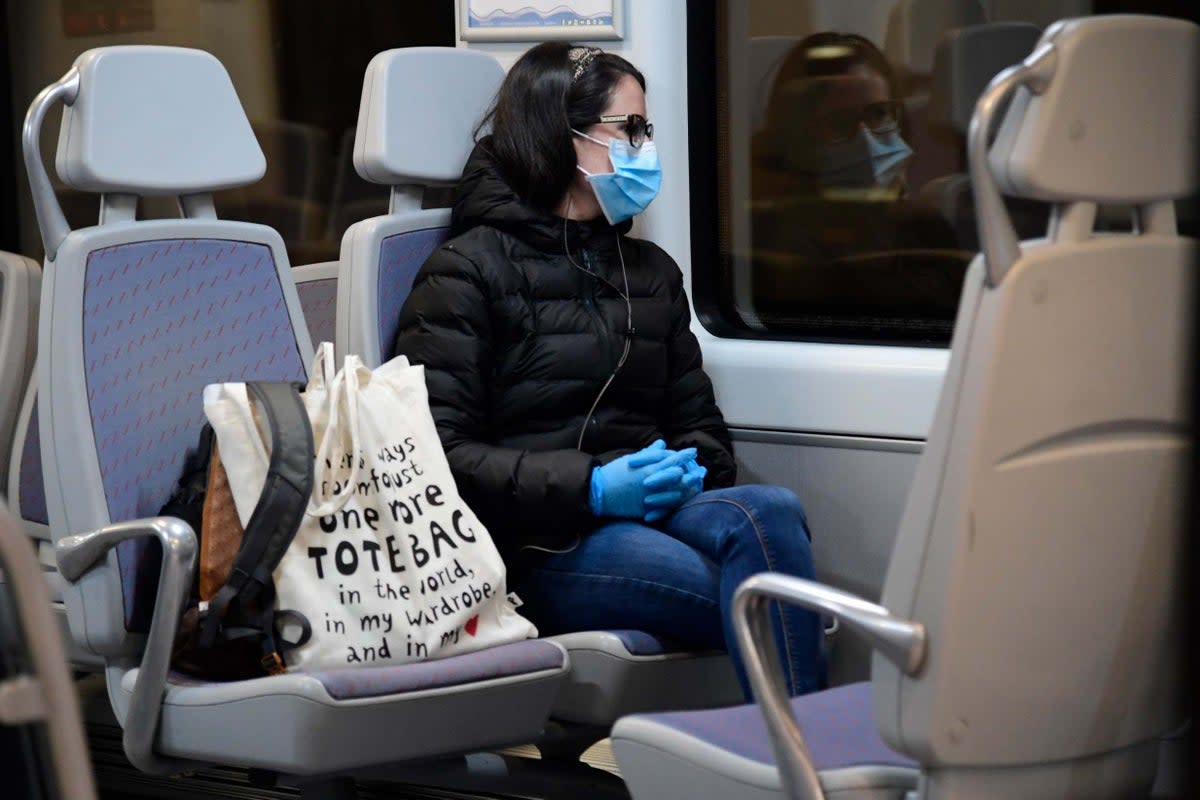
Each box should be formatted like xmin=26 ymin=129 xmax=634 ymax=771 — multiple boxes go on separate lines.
xmin=800 ymin=126 xmax=913 ymax=190
xmin=776 ymin=63 xmax=913 ymax=191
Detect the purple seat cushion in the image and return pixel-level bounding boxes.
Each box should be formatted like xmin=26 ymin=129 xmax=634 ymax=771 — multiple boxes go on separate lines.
xmin=309 ymin=639 xmax=564 ymax=700
xmin=636 ymin=682 xmax=916 ymax=771
xmin=295 ymin=276 xmax=337 ymax=348
xmin=376 ymin=227 xmax=449 ymax=358
xmin=81 ymin=239 xmax=306 ymax=631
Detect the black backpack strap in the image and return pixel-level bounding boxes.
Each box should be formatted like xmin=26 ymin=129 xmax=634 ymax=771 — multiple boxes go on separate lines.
xmin=158 ymin=424 xmax=216 ymax=538
xmin=238 ymin=381 xmax=315 ymax=580
xmin=201 ymin=381 xmax=314 ymax=646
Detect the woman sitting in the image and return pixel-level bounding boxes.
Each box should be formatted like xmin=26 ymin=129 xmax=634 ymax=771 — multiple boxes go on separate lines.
xmin=392 ymin=42 xmax=823 ymax=697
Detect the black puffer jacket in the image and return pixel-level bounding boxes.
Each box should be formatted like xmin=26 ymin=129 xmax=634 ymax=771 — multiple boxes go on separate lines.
xmin=391 ymin=139 xmax=735 ymax=559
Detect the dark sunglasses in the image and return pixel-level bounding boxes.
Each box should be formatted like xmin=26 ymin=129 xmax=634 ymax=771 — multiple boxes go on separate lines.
xmin=815 ymin=100 xmax=902 ymax=144
xmin=596 ymin=113 xmax=654 ymax=148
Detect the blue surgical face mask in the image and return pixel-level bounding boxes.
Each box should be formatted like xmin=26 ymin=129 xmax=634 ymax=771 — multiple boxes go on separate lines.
xmin=572 ymin=129 xmax=662 ymax=224
xmin=792 ymin=127 xmax=913 ymax=190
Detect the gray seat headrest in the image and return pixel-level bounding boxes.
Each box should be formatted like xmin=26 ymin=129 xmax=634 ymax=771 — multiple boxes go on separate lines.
xmin=990 ymin=15 xmax=1200 ymax=204
xmin=353 ymin=47 xmax=505 ymax=187
xmin=55 ymin=46 xmax=265 ymax=195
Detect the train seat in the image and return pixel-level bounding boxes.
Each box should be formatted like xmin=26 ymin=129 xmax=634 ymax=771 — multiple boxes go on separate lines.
xmin=0 ymin=254 xmax=98 ymax=667
xmin=614 ymin=14 xmax=1196 ymax=800
xmin=3 ymin=249 xmax=47 ymax=547
xmin=8 ymin=386 xmax=45 ymax=543
xmin=883 ymin=0 xmax=987 ymax=90
xmin=749 ymin=36 xmax=802 ymax=133
xmin=915 ymin=21 xmax=1047 ymax=250
xmin=884 ymin=0 xmax=988 ymax=191
xmin=293 ymin=260 xmax=339 ymax=349
xmin=336 ymin=46 xmax=742 ymax=732
xmin=0 ymin=253 xmax=39 ymax=494
xmin=0 ymin=255 xmax=85 ymax=668
xmin=327 ymin=127 xmax=390 ymax=244
xmin=242 ymin=119 xmax=330 ymax=242
xmin=335 ymin=46 xmax=500 ymax=366
xmin=15 ymin=200 xmax=337 ymax=584
xmin=24 ymin=45 xmax=567 ymax=787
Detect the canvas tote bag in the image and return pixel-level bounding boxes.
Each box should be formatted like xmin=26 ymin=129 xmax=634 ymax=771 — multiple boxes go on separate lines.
xmin=204 ymin=343 xmax=536 ymax=672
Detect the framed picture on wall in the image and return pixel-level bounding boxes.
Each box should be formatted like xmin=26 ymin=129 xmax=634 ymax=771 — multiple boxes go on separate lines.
xmin=461 ymin=0 xmax=623 ymax=42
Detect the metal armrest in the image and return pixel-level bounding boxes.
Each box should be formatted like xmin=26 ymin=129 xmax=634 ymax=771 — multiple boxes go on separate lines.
xmin=56 ymin=517 xmax=197 ymax=775
xmin=732 ymin=573 xmax=926 ymax=800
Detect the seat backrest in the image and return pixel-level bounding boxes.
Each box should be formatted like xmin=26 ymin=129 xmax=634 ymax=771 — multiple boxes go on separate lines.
xmin=915 ymin=22 xmax=1046 ymax=246
xmin=748 ymin=36 xmax=802 ymax=133
xmin=0 ymin=254 xmax=40 ymax=494
xmin=326 ymin=127 xmax=389 ymax=242
xmin=24 ymin=46 xmax=314 ymax=657
xmin=336 ymin=47 xmax=504 ymax=367
xmin=293 ymin=260 xmax=339 ymax=349
xmin=884 ymin=0 xmax=988 ymax=85
xmin=802 ymin=0 xmax=895 ymax=47
xmin=875 ymin=15 xmax=1197 ymax=796
xmin=991 ymin=0 xmax=1092 ymax=28
xmin=217 ymin=119 xmax=330 ymax=242
xmin=928 ymin=22 xmax=1043 ymax=136
xmin=250 ymin=119 xmax=330 ymax=204
xmin=882 ymin=1 xmax=990 ymax=191
xmin=1 ymin=256 xmax=51 ymax=572
xmin=9 ymin=382 xmax=47 ymax=539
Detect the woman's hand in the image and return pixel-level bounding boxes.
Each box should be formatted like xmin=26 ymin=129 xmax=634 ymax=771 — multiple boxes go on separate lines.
xmin=644 ymin=456 xmax=707 ymax=523
xmin=589 ymin=440 xmax=697 ymax=520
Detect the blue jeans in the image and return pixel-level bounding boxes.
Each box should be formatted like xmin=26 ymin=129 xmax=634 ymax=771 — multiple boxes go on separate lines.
xmin=512 ymin=484 xmax=822 ymax=699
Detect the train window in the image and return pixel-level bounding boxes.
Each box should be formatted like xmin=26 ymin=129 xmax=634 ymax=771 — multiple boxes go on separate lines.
xmin=2 ymin=1 xmax=453 ymax=266
xmin=687 ymin=0 xmax=1200 ymax=345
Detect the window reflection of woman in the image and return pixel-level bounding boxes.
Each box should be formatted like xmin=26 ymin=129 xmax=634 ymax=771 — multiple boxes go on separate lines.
xmin=750 ymin=33 xmax=964 ymax=329
xmin=758 ymin=32 xmax=913 ymax=199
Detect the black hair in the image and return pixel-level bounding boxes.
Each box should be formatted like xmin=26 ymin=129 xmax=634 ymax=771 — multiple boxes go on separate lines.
xmin=477 ymin=42 xmax=646 ymax=211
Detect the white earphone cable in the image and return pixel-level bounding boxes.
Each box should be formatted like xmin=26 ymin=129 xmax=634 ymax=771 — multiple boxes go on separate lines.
xmin=561 ymin=198 xmax=634 ymax=450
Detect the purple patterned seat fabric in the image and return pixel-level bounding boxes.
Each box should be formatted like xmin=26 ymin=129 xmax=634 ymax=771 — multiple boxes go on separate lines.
xmin=376 ymin=227 xmax=450 ymax=359
xmin=295 ymin=277 xmax=337 ymax=349
xmin=634 ymin=682 xmax=916 ymax=771
xmin=309 ymin=639 xmax=564 ymax=700
xmin=81 ymin=239 xmax=307 ymax=631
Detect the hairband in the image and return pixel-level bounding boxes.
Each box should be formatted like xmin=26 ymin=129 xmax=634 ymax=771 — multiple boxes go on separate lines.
xmin=568 ymin=46 xmax=602 ymax=82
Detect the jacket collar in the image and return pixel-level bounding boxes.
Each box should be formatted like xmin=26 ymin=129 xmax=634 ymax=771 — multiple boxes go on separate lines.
xmin=450 ymin=137 xmax=631 ymax=255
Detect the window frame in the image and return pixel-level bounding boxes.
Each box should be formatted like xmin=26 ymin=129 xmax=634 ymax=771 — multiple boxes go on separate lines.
xmin=686 ymin=0 xmax=964 ymax=349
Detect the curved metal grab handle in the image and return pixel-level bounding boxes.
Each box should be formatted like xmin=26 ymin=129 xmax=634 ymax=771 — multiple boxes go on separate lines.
xmin=22 ymin=68 xmax=79 ymax=262
xmin=968 ymin=42 xmax=1058 ymax=288
xmin=0 ymin=507 xmax=99 ymax=800
xmin=732 ymin=573 xmax=927 ymax=800
xmin=57 ymin=516 xmax=198 ymax=775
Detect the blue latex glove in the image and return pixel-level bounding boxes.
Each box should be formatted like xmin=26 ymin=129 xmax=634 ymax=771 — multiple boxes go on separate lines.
xmin=590 ymin=440 xmax=698 ymax=519
xmin=644 ymin=456 xmax=707 ymax=523
xmin=642 ymin=463 xmax=689 ymax=513
xmin=682 ymin=458 xmax=707 ymax=496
